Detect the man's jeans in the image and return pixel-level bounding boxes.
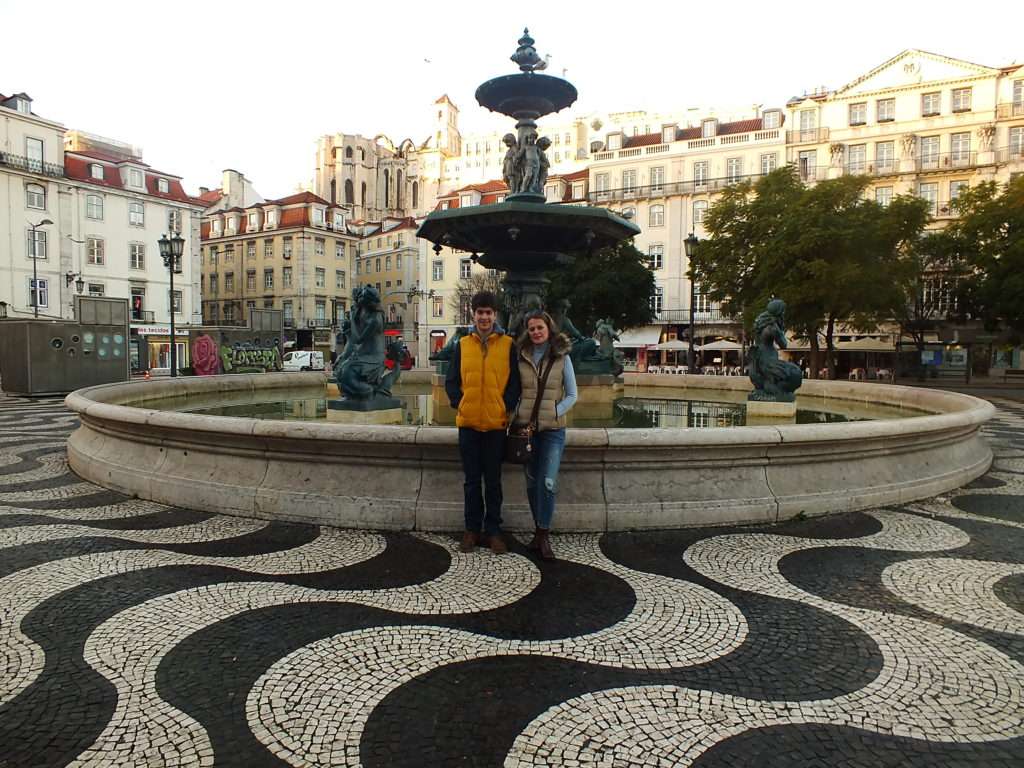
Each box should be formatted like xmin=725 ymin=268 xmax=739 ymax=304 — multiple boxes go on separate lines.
xmin=524 ymin=428 xmax=567 ymax=529
xmin=457 ymin=427 xmax=506 ymax=535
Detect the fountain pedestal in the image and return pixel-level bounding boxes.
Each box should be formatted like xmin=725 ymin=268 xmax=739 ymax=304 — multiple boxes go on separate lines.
xmin=326 ymin=405 xmax=403 ymax=425
xmin=746 ymin=400 xmax=797 ymax=419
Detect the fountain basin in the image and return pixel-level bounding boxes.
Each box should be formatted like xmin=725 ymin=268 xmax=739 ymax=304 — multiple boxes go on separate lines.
xmin=65 ymin=372 xmax=993 ymax=532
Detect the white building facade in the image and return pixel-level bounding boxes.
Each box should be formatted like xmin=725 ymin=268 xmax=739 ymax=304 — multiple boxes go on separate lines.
xmin=1 ymin=94 xmax=204 ymax=371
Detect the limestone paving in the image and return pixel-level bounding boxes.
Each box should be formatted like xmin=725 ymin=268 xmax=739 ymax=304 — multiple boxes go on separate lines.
xmin=0 ymin=391 xmax=1022 ymax=766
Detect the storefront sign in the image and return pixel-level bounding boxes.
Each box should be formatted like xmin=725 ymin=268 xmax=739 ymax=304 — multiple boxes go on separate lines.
xmin=133 ymin=325 xmax=190 ymax=337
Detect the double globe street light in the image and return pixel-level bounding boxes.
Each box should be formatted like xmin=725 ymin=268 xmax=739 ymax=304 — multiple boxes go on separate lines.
xmin=157 ymin=232 xmax=185 ymax=377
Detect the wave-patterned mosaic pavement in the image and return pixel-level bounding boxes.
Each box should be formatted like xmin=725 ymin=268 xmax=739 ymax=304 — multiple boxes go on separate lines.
xmin=1 ymin=391 xmax=1023 ymax=767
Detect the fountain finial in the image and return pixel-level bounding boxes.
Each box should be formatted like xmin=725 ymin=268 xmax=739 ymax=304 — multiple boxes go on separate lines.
xmin=511 ymin=27 xmax=544 ymax=72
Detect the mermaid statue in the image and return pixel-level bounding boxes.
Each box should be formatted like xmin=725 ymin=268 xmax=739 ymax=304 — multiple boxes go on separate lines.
xmin=748 ymin=299 xmax=803 ymax=402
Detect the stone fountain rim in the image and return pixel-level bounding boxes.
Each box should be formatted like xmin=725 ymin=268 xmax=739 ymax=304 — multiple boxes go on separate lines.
xmin=64 ymin=372 xmax=993 ymax=531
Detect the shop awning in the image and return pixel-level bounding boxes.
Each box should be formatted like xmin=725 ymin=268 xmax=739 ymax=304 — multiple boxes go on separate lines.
xmin=614 ymin=325 xmax=662 ymax=348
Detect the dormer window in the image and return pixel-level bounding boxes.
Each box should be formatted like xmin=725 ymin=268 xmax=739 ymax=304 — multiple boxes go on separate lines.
xmin=16 ymin=98 xmax=30 ymax=114
xmin=265 ymin=211 xmax=275 ymax=228
xmin=211 ymin=219 xmax=221 ymax=234
xmin=460 ymin=194 xmax=472 ymax=207
xmin=228 ymin=218 xmax=237 ymax=233
xmin=762 ymin=110 xmax=781 ymax=129
xmin=702 ymin=119 xmax=718 ymax=138
xmin=248 ymin=212 xmax=258 ymax=228
xmin=313 ymin=208 xmax=324 ymax=225
xmin=333 ymin=212 xmax=344 ymax=229
xmin=661 ymin=125 xmax=676 ymax=144
xmin=129 ymin=168 xmax=143 ymax=188
xmin=607 ymin=134 xmax=622 ymax=151
xmin=90 ymin=163 xmax=104 ymax=180
xmin=157 ymin=178 xmax=169 ymax=194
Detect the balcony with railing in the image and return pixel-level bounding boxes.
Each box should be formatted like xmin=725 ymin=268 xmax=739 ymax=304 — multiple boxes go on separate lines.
xmin=996 ymin=145 xmax=1024 ymax=163
xmin=652 ymin=307 xmax=739 ymax=325
xmin=787 ymin=128 xmax=830 ymax=145
xmin=916 ymin=151 xmax=977 ymax=172
xmin=591 ymin=129 xmax=783 ymax=164
xmin=588 ymin=172 xmax=766 ymax=204
xmin=996 ymin=102 xmax=1024 ymax=119
xmin=130 ymin=310 xmax=155 ymax=323
xmin=0 ymin=151 xmax=65 ymax=178
xmin=843 ymin=159 xmax=899 ymax=177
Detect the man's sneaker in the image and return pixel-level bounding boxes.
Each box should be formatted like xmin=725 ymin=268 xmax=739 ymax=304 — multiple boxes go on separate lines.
xmin=488 ymin=534 xmax=508 ymax=555
xmin=460 ymin=531 xmax=479 ymax=553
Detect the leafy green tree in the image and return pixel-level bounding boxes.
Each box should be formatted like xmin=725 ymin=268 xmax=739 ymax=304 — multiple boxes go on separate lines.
xmin=929 ymin=176 xmax=1024 ymax=342
xmin=693 ymin=167 xmax=929 ymax=377
xmin=545 ymin=241 xmax=656 ymax=333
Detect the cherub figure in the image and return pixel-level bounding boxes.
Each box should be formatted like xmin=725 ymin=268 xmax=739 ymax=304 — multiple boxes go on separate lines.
xmin=519 ymin=132 xmax=542 ymax=194
xmin=501 ymin=133 xmax=521 ymax=193
xmin=536 ymin=136 xmax=551 ymax=191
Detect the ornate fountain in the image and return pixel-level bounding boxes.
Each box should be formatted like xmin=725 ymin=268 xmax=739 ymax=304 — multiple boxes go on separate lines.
xmin=417 ymin=29 xmax=640 ymax=343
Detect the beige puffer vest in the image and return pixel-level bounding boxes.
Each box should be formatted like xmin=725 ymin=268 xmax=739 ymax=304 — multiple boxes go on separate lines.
xmin=514 ymin=336 xmax=570 ymax=431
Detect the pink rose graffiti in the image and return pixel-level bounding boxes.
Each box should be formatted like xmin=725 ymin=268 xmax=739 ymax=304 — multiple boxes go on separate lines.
xmin=192 ymin=334 xmax=220 ymax=376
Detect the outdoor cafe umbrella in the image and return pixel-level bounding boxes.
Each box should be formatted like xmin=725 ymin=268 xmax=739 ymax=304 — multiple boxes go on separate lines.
xmin=700 ymin=340 xmax=744 ymax=351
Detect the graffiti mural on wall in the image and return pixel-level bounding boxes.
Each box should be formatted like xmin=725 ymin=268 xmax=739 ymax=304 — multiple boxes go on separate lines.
xmin=190 ymin=333 xmax=283 ymax=375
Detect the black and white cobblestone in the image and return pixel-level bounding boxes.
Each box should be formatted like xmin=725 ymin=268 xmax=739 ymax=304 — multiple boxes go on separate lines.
xmin=0 ymin=391 xmax=1022 ymax=766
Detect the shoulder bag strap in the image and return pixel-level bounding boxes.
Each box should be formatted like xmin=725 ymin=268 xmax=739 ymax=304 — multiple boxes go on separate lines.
xmin=527 ymin=350 xmax=556 ymax=431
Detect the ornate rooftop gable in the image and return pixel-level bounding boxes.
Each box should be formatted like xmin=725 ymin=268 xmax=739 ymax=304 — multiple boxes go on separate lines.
xmin=834 ymin=49 xmax=1000 ymax=98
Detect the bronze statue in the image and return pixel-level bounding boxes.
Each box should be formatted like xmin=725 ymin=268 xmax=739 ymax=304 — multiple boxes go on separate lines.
xmin=334 ymin=285 xmax=402 ymax=410
xmin=501 ymin=133 xmax=521 ymax=193
xmin=748 ymin=299 xmax=803 ymax=402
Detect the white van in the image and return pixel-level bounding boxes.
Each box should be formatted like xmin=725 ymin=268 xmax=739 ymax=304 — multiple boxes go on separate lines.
xmin=282 ymin=350 xmax=324 ymax=372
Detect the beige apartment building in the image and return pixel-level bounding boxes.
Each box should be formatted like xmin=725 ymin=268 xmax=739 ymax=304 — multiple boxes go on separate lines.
xmin=200 ymin=192 xmax=356 ymax=349
xmin=787 ymin=50 xmax=1023 ymax=222
xmin=586 ymin=109 xmax=787 ymax=356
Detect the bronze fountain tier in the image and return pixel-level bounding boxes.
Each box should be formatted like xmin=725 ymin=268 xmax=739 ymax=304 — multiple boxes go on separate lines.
xmin=417 ymin=29 xmax=640 ymax=352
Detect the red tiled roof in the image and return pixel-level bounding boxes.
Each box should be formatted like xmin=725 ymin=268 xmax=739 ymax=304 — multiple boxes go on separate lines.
xmin=273 ymin=191 xmax=330 ymax=206
xmin=67 ymin=148 xmax=151 ymax=166
xmin=553 ymin=168 xmax=589 ymax=182
xmin=622 ymin=132 xmax=663 ymax=148
xmin=64 ymin=150 xmax=197 ymax=205
xmin=197 ymin=188 xmax=223 ymax=204
xmin=279 ymin=208 xmax=308 ymax=228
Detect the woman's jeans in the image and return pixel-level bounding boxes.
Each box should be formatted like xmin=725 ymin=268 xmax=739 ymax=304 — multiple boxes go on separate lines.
xmin=524 ymin=428 xmax=566 ymax=529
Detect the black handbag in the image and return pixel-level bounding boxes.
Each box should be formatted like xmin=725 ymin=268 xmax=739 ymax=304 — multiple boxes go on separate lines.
xmin=505 ymin=352 xmax=555 ymax=464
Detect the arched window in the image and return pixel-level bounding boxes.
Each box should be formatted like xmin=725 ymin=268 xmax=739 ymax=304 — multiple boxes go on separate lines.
xmin=345 ymin=146 xmax=353 ymax=159
xmin=383 ymin=169 xmax=390 ymax=209
xmin=25 ymin=183 xmax=45 ymax=209
xmin=396 ymin=170 xmax=403 ymax=208
xmin=330 ymin=179 xmax=337 ymax=204
xmin=412 ymin=181 xmax=419 ymax=209
xmin=649 ymin=204 xmax=665 ymax=227
xmin=345 ymin=179 xmax=354 ymax=205
xmin=361 ymin=182 xmax=367 ymax=207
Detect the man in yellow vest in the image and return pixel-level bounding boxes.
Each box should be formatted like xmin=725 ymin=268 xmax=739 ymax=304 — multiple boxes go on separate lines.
xmin=445 ymin=291 xmax=521 ymax=553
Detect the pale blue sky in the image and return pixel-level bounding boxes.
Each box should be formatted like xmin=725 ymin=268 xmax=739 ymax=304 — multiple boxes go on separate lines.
xmin=2 ymin=0 xmax=1019 ymax=198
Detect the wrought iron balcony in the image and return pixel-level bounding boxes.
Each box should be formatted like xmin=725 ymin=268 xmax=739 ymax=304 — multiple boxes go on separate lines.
xmin=0 ymin=151 xmax=65 ymax=178
xmin=996 ymin=102 xmax=1024 ymax=119
xmin=996 ymin=146 xmax=1024 ymax=163
xmin=652 ymin=307 xmax=739 ymax=325
xmin=916 ymin=152 xmax=977 ymax=172
xmin=587 ymin=172 xmax=767 ymax=204
xmin=786 ymin=128 xmax=830 ymax=145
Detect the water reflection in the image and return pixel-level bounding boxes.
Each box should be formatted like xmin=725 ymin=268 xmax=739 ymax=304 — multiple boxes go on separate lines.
xmin=186 ymin=394 xmax=866 ymax=428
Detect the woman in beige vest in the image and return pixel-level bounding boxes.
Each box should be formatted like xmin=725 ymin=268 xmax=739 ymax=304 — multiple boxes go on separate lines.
xmin=514 ymin=310 xmax=578 ymax=559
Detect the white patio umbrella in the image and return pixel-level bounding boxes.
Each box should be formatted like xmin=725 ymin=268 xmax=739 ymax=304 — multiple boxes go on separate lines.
xmin=700 ymin=340 xmax=744 ymax=351
xmin=652 ymin=340 xmax=691 ymax=351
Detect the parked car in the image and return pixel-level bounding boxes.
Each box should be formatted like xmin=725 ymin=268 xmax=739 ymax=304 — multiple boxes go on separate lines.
xmin=282 ymin=350 xmax=325 ymax=372
xmin=384 ymin=346 xmax=414 ymax=370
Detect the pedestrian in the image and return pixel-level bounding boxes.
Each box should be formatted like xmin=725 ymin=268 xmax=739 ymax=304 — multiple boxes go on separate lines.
xmin=514 ymin=309 xmax=577 ymax=560
xmin=445 ymin=291 xmax=521 ymax=554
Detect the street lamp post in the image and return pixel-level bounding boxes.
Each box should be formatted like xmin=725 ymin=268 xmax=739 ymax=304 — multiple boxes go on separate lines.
xmin=684 ymin=233 xmax=700 ymax=374
xmin=158 ymin=233 xmax=185 ymax=377
xmin=28 ymin=218 xmax=53 ymax=318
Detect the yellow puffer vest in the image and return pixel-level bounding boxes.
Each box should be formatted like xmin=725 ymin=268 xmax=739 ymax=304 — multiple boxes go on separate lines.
xmin=456 ymin=332 xmax=513 ymax=431
xmin=515 ymin=336 xmax=570 ymax=431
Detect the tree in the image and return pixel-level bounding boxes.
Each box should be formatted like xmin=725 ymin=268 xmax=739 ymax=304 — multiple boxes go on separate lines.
xmin=448 ymin=270 xmax=504 ymax=325
xmin=545 ymin=241 xmax=656 ymax=333
xmin=930 ymin=176 xmax=1024 ymax=342
xmin=693 ymin=167 xmax=929 ymax=377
